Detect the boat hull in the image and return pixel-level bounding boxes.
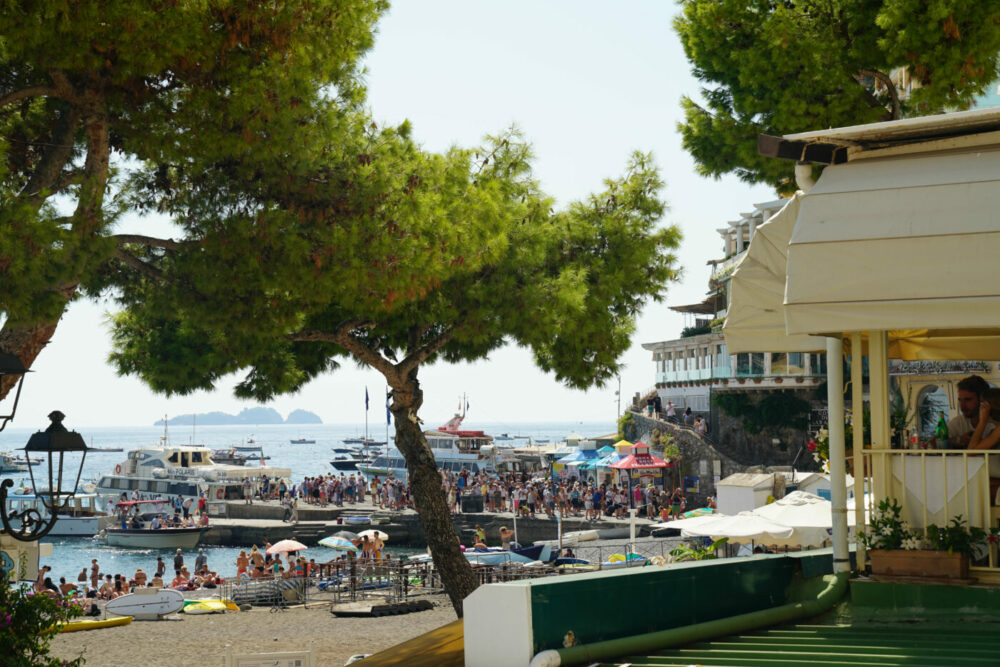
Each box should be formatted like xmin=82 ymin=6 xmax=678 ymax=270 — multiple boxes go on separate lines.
xmin=104 ymin=527 xmax=205 ymax=549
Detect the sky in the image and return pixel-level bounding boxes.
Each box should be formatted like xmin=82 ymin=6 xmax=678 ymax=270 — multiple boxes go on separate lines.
xmin=3 ymin=2 xmax=776 ymax=430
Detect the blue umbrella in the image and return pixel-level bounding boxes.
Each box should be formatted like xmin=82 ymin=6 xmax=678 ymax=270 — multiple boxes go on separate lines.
xmin=319 ymin=535 xmax=358 ymax=551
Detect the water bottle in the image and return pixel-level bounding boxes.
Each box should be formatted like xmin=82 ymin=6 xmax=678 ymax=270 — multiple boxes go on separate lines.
xmin=935 ymin=412 xmax=949 ymax=449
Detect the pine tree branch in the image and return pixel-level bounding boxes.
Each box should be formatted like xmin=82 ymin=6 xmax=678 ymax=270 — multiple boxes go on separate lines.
xmin=857 ymin=68 xmax=901 ymax=120
xmin=398 ymin=327 xmax=453 ymax=375
xmin=114 ymin=249 xmax=165 ymax=281
xmin=113 ymin=234 xmax=185 ymax=250
xmin=0 ymin=85 xmax=60 ymax=109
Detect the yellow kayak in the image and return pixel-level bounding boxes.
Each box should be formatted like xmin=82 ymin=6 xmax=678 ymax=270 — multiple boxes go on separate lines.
xmin=59 ymin=616 xmax=133 ymax=633
xmin=183 ymin=599 xmax=239 ymax=614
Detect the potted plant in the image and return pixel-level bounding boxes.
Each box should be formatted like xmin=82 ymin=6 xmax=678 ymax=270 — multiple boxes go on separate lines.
xmin=863 ymin=499 xmax=994 ymax=580
xmin=774 ymin=377 xmax=784 ymax=384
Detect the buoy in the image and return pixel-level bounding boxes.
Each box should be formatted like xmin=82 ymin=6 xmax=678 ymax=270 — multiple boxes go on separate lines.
xmin=216 ymin=488 xmax=225 ymax=500
xmin=115 ymin=464 xmax=122 ymax=474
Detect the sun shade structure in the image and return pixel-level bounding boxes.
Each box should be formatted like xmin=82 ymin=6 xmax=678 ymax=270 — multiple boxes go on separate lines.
xmin=266 ymin=539 xmax=307 ymax=554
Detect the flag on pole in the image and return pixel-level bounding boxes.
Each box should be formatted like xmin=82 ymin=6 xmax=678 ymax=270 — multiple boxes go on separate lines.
xmin=365 ymin=387 xmax=369 ymax=411
xmin=386 ymin=392 xmax=392 ymax=425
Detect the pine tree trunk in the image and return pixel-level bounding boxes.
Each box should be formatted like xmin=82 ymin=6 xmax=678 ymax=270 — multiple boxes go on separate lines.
xmin=390 ymin=370 xmax=478 ymax=617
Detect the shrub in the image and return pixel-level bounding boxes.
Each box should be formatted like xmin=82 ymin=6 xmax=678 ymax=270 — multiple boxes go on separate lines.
xmin=0 ymin=577 xmax=85 ymax=667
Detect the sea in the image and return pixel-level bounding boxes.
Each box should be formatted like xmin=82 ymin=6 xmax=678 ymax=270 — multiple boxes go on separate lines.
xmin=0 ymin=419 xmax=614 ymax=585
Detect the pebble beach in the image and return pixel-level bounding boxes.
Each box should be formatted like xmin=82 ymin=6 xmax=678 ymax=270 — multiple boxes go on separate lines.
xmin=49 ymin=594 xmax=457 ymax=667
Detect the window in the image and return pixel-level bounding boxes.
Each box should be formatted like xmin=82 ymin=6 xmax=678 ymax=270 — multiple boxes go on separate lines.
xmin=737 ymin=353 xmax=750 ymax=375
xmin=771 ymin=353 xmax=788 ymax=375
xmin=191 ymin=452 xmax=203 ymax=463
xmin=811 ymin=353 xmax=827 ymax=375
xmin=788 ymin=353 xmax=805 ymax=374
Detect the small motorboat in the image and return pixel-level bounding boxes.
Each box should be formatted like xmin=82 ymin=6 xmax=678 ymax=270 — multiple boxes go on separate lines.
xmin=290 ymin=438 xmax=316 ymax=444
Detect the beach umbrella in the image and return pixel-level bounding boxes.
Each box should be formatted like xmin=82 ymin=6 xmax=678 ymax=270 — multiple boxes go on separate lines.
xmin=358 ymin=529 xmax=389 ymax=542
xmin=319 ymin=536 xmax=358 ymax=551
xmin=682 ymin=507 xmax=715 ymax=519
xmin=266 ymin=539 xmax=307 ymax=555
xmin=333 ymin=530 xmax=359 ymax=541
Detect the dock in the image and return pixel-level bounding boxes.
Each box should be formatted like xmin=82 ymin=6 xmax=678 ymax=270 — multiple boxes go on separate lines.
xmin=199 ymin=499 xmax=657 ymax=548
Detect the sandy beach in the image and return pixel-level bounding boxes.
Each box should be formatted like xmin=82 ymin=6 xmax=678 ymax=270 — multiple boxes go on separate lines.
xmin=48 ymin=595 xmax=457 ymax=667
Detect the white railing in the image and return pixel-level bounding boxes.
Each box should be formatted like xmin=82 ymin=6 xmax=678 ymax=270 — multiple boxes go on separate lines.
xmin=863 ymin=449 xmax=1000 ymax=570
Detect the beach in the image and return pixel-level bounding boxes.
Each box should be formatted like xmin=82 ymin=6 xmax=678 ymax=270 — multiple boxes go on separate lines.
xmin=49 ymin=594 xmax=457 ymax=666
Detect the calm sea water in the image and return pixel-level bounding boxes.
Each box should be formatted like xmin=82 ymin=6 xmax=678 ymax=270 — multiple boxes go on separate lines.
xmin=1 ymin=420 xmax=613 ymax=585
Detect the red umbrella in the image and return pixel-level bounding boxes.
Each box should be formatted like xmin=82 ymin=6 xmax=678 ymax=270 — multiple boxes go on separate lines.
xmin=266 ymin=539 xmax=307 ymax=555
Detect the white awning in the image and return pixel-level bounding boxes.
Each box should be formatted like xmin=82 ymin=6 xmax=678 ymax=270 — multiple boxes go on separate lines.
xmin=723 ymin=194 xmax=828 ymax=354
xmin=726 ymin=144 xmax=1000 ymax=360
xmin=785 ymin=148 xmax=1000 ymax=337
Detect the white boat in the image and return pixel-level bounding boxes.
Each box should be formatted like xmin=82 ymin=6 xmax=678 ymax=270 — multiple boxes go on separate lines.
xmin=0 ymin=451 xmax=28 ymax=473
xmin=357 ymin=412 xmax=494 ymax=480
xmin=4 ymin=492 xmax=114 ymax=537
xmin=95 ymin=442 xmax=291 ymax=514
xmin=101 ymin=500 xmax=206 ymax=549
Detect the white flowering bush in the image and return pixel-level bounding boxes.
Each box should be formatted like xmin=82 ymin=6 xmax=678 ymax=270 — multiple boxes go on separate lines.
xmin=860 ymin=498 xmax=922 ymax=551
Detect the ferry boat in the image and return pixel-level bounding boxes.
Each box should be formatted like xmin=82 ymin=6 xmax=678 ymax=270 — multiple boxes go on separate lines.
xmin=0 ymin=451 xmax=28 ymax=473
xmin=95 ymin=444 xmax=291 ymax=514
xmin=357 ymin=413 xmax=495 ymax=480
xmin=4 ymin=492 xmax=114 ymax=536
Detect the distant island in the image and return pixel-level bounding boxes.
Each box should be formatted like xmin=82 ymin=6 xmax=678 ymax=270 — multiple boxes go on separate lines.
xmin=155 ymin=407 xmax=322 ymax=426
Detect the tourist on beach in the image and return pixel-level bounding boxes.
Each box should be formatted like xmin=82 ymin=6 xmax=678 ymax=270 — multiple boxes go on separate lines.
xmin=90 ymin=558 xmax=100 ymax=589
xmin=499 ymin=526 xmax=514 ymax=550
xmin=59 ymin=576 xmax=77 ymax=596
xmin=236 ymin=550 xmax=249 ymax=580
xmin=474 ymin=525 xmax=486 ymax=546
xmin=670 ymin=488 xmax=684 ymax=520
xmin=150 ymin=573 xmax=164 ymax=588
xmin=77 ymin=567 xmax=87 ymax=584
xmin=155 ymin=556 xmax=165 ymax=578
xmin=134 ymin=568 xmax=147 ymax=588
xmin=195 ymin=548 xmax=207 ymax=573
xmin=174 ymin=548 xmax=184 ymax=572
xmin=99 ymin=574 xmax=114 ymax=600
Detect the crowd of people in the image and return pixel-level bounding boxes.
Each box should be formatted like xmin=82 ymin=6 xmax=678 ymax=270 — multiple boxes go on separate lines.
xmin=263 ymin=466 xmax=695 ymax=524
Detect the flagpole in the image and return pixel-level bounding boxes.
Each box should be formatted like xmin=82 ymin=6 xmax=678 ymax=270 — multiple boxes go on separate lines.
xmin=386 ymin=385 xmax=391 ymax=450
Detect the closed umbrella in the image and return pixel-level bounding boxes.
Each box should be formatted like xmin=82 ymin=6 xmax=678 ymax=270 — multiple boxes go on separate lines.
xmin=358 ymin=529 xmax=389 ymax=542
xmin=319 ymin=536 xmax=358 ymax=551
xmin=266 ymin=539 xmax=307 ymax=555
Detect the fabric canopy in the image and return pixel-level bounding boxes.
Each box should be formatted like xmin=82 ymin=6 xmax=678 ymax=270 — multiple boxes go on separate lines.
xmin=723 ymin=194 xmax=828 ymax=354
xmin=672 ymin=512 xmax=795 ymax=544
xmin=610 ymin=451 xmax=670 ymax=470
xmin=785 ymin=148 xmax=1000 ymax=342
xmin=751 ymin=490 xmax=848 ymax=548
xmin=725 ymin=151 xmax=1000 ymax=359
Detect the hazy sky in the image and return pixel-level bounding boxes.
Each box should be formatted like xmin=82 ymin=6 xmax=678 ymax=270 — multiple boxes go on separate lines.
xmin=4 ymin=2 xmax=776 ymax=430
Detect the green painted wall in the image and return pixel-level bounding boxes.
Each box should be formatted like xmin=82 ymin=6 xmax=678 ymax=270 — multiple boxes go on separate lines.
xmin=527 ymin=550 xmax=838 ymax=653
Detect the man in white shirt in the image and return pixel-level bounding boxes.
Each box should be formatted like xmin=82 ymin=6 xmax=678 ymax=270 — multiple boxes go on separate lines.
xmin=948 ymin=375 xmax=995 ymax=447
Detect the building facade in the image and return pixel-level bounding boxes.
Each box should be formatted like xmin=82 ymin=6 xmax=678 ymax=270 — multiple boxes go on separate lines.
xmin=643 ymin=200 xmax=828 ymax=414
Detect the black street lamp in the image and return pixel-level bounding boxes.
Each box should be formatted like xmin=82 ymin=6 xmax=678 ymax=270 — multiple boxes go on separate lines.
xmin=0 ymin=350 xmax=28 ymax=432
xmin=0 ymin=411 xmax=88 ymax=542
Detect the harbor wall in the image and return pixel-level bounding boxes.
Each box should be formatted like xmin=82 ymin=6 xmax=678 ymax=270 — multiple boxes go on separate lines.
xmin=201 ymin=503 xmax=639 ymax=548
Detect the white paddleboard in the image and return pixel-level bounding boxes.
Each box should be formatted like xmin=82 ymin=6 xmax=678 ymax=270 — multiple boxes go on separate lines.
xmin=106 ymin=588 xmax=184 ymax=620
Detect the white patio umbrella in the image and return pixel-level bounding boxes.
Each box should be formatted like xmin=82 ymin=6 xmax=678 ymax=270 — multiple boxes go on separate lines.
xmin=678 ymin=512 xmax=795 ymax=544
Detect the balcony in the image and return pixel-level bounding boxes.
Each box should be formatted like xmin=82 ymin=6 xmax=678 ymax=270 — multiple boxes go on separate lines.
xmin=862 ymin=448 xmax=1000 ymax=578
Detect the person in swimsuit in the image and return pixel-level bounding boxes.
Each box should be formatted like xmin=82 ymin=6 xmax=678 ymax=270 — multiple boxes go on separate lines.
xmin=236 ymin=550 xmax=250 ymax=580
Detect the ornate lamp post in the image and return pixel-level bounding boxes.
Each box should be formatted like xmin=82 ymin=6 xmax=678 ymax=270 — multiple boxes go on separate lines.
xmin=0 ymin=411 xmax=88 ymax=542
xmin=0 ymin=350 xmax=28 ymax=432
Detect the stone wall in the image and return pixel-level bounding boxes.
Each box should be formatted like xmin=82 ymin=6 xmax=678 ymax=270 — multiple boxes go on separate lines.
xmin=708 ymin=387 xmax=823 ymax=470
xmin=624 ymin=411 xmax=746 ymax=508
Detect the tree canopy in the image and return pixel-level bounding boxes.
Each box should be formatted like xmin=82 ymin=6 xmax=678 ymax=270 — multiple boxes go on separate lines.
xmin=0 ymin=0 xmax=387 ymax=395
xmin=107 ymin=126 xmax=681 ymax=614
xmin=675 ymin=0 xmax=1000 ymax=193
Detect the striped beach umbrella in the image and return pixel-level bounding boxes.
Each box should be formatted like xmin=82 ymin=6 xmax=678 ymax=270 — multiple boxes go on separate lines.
xmin=319 ymin=535 xmax=358 ymax=551
xmin=682 ymin=507 xmax=715 ymax=519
